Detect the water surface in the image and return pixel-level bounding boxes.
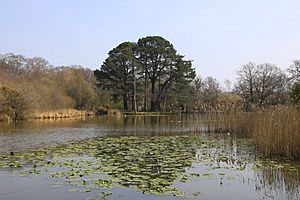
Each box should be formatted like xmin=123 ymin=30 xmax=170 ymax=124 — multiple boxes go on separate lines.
xmin=0 ymin=115 xmax=299 ymax=200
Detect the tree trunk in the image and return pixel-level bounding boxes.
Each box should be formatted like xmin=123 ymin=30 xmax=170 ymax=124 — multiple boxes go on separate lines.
xmin=123 ymin=94 xmax=128 ymax=111
xmin=143 ymin=76 xmax=148 ymax=111
xmin=131 ymin=93 xmax=136 ymax=111
xmin=163 ymin=95 xmax=167 ymax=112
xmin=132 ymin=62 xmax=137 ymax=112
xmin=151 ymin=100 xmax=160 ymax=111
xmin=150 ymin=79 xmax=157 ymax=111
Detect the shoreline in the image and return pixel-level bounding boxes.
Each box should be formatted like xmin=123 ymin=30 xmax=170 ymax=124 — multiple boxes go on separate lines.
xmin=26 ymin=109 xmax=94 ymax=120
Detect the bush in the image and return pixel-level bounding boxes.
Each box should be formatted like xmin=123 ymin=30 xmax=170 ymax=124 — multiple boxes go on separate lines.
xmin=0 ymin=86 xmax=28 ymax=121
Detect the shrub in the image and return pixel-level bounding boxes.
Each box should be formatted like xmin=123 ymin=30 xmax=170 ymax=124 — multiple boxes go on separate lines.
xmin=0 ymin=86 xmax=28 ymax=121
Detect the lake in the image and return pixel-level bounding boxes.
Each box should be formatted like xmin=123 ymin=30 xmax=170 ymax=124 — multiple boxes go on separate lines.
xmin=0 ymin=114 xmax=299 ymax=200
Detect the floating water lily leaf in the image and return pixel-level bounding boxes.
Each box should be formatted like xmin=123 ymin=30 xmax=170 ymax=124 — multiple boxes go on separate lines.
xmin=0 ymin=134 xmax=299 ymax=199
xmin=180 ymin=176 xmax=188 ymax=182
xmin=190 ymin=173 xmax=200 ymax=177
xmin=68 ymin=188 xmax=80 ymax=192
xmin=202 ymin=173 xmax=213 ymax=177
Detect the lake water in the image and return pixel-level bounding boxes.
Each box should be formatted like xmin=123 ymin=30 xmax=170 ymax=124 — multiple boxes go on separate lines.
xmin=0 ymin=115 xmax=299 ymax=200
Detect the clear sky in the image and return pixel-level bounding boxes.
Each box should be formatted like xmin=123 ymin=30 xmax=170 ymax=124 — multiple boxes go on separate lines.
xmin=1 ymin=0 xmax=300 ymax=84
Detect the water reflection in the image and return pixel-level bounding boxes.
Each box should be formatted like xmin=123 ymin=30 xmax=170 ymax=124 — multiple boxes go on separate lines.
xmin=255 ymin=167 xmax=300 ymax=200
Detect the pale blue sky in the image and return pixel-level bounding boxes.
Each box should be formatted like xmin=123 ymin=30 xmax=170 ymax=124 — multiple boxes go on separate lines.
xmin=1 ymin=0 xmax=300 ymax=84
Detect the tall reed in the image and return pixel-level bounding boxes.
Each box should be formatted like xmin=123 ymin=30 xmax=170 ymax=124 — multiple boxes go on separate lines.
xmin=220 ymin=106 xmax=300 ymax=159
xmin=250 ymin=106 xmax=300 ymax=159
xmin=201 ymin=106 xmax=300 ymax=159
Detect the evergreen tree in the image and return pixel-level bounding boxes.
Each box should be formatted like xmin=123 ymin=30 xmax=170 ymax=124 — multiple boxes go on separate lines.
xmin=94 ymin=42 xmax=137 ymax=111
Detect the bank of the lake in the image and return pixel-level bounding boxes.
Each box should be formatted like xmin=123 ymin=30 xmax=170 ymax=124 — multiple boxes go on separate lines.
xmin=26 ymin=109 xmax=94 ymax=119
xmin=0 ymin=107 xmax=124 ymax=122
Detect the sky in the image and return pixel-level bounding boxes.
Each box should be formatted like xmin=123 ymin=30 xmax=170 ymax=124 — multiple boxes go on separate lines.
xmin=1 ymin=0 xmax=300 ymax=85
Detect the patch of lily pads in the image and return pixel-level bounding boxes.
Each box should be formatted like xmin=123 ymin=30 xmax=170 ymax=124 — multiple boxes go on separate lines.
xmin=0 ymin=134 xmax=299 ymax=199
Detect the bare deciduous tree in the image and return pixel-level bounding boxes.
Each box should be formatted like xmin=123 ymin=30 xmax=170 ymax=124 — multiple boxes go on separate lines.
xmin=255 ymin=63 xmax=287 ymax=107
xmin=192 ymin=76 xmax=220 ymax=108
xmin=235 ymin=62 xmax=257 ymax=104
xmin=235 ymin=62 xmax=287 ymax=108
xmin=202 ymin=76 xmax=220 ymax=106
xmin=0 ymin=53 xmax=26 ymax=75
xmin=25 ymin=57 xmax=50 ymax=78
xmin=192 ymin=77 xmax=203 ymax=108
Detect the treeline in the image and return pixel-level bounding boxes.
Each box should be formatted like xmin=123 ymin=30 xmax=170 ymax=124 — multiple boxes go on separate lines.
xmin=193 ymin=61 xmax=300 ymax=112
xmin=95 ymin=36 xmax=300 ymax=112
xmin=1 ymin=35 xmax=300 ymax=121
xmin=0 ymin=53 xmax=109 ymax=120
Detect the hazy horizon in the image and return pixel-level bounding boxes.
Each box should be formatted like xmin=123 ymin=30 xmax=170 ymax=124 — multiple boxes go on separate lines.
xmin=1 ymin=0 xmax=300 ymax=84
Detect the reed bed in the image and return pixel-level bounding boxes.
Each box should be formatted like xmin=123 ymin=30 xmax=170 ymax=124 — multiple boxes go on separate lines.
xmin=250 ymin=106 xmax=300 ymax=159
xmin=196 ymin=111 xmax=255 ymax=135
xmin=200 ymin=106 xmax=300 ymax=159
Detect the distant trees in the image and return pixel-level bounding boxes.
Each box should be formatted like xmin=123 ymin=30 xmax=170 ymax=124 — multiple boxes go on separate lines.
xmin=1 ymin=51 xmax=299 ymax=117
xmin=57 ymin=67 xmax=98 ymax=110
xmin=235 ymin=62 xmax=287 ymax=108
xmin=95 ymin=36 xmax=195 ymax=111
xmin=0 ymin=53 xmax=51 ymax=77
xmin=0 ymin=53 xmax=102 ymax=114
xmin=192 ymin=76 xmax=221 ymax=109
xmin=191 ymin=77 xmax=203 ymax=110
xmin=202 ymin=77 xmax=220 ymax=106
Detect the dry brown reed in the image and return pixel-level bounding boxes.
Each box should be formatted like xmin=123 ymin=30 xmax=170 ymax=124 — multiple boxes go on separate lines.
xmin=200 ymin=106 xmax=300 ymax=159
xmin=250 ymin=106 xmax=300 ymax=159
xmin=219 ymin=106 xmax=300 ymax=159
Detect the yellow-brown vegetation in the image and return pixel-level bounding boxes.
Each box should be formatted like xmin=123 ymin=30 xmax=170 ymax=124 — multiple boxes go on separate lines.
xmin=26 ymin=109 xmax=94 ymax=119
xmin=215 ymin=106 xmax=300 ymax=159
xmin=251 ymin=106 xmax=300 ymax=159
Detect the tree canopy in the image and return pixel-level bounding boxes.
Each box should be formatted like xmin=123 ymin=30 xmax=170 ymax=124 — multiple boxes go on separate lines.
xmin=95 ymin=36 xmax=195 ymax=111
